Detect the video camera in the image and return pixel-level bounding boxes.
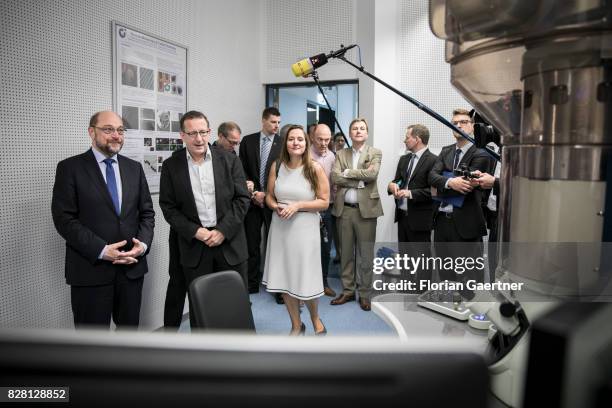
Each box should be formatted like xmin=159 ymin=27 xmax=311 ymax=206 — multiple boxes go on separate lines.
xmin=470 ymin=110 xmax=501 ymax=149
xmin=453 ymin=163 xmax=479 ymax=179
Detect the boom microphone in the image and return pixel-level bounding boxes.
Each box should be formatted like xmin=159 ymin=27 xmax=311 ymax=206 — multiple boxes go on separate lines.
xmin=291 ymin=44 xmax=357 ymax=77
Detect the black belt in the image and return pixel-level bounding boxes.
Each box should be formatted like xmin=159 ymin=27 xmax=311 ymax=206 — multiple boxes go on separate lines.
xmin=344 ymin=202 xmax=359 ymax=208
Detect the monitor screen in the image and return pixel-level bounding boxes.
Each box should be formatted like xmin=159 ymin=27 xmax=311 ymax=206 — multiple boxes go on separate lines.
xmin=0 ymin=329 xmax=488 ymax=407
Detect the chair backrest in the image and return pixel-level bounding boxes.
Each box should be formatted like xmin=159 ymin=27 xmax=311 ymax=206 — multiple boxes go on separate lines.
xmin=188 ymin=270 xmax=255 ymax=332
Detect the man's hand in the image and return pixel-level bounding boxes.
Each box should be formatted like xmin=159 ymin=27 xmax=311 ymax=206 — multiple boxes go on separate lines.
xmin=388 ymin=182 xmax=399 ymax=196
xmin=448 ymin=177 xmax=474 ymax=194
xmin=102 ymin=240 xmax=138 ymax=265
xmin=252 ymin=191 xmax=265 ymax=207
xmin=195 ymin=227 xmax=213 ymax=242
xmin=395 ymin=189 xmax=410 ymax=199
xmin=112 ymin=238 xmax=145 ymax=264
xmin=471 ymin=170 xmax=496 ymax=189
xmin=246 ymin=180 xmax=254 ymax=193
xmin=205 ymin=230 xmax=225 ymax=247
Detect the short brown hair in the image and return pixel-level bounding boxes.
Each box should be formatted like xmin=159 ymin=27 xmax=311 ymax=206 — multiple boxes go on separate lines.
xmin=217 ymin=121 xmax=241 ymax=137
xmin=452 ymin=108 xmax=472 ymax=118
xmin=349 ymin=117 xmax=369 ymax=132
xmin=407 ymin=124 xmax=429 ymax=145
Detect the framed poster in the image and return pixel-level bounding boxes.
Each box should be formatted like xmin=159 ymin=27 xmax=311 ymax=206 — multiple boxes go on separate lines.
xmin=112 ymin=21 xmax=187 ymax=193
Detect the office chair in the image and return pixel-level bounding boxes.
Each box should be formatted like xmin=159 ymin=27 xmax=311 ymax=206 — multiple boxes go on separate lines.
xmin=188 ymin=270 xmax=256 ymax=332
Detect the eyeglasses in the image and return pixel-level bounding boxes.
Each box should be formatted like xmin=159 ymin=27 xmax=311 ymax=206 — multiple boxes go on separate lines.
xmin=451 ymin=120 xmax=472 ymax=126
xmin=183 ymin=129 xmax=211 ymax=138
xmin=94 ymin=126 xmax=126 ymax=135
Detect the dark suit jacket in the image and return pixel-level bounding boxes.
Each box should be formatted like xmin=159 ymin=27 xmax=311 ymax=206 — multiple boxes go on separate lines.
xmin=428 ymin=144 xmax=489 ymax=239
xmin=51 ymin=149 xmax=155 ymax=286
xmin=238 ymin=132 xmax=282 ymax=194
xmin=159 ymin=146 xmax=250 ymax=268
xmin=389 ymin=149 xmax=437 ymax=231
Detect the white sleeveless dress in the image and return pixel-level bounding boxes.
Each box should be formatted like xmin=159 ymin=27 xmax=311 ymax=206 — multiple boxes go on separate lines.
xmin=262 ymin=164 xmax=324 ymax=300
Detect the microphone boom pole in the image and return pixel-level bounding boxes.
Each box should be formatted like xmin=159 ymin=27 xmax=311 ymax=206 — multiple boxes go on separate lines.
xmin=308 ymin=70 xmax=350 ymax=147
xmin=332 ymin=50 xmax=500 ymax=162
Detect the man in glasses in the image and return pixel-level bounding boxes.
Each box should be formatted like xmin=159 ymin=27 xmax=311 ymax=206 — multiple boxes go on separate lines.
xmin=159 ymin=110 xmax=250 ymax=327
xmin=51 ymin=111 xmax=155 ymax=329
xmin=214 ymin=121 xmax=242 ymax=155
xmin=428 ymin=108 xmax=489 ymax=285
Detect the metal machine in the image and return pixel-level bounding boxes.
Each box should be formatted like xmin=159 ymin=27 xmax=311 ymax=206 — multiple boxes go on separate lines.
xmin=429 ymin=1 xmax=612 ymax=406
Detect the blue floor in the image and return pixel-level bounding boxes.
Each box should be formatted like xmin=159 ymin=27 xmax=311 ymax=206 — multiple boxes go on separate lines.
xmin=180 ymin=255 xmax=397 ymax=337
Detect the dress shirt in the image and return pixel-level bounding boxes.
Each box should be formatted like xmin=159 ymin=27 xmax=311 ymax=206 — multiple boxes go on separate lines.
xmin=343 ymin=145 xmax=365 ymax=204
xmin=92 ymin=147 xmax=122 ymax=209
xmin=187 ymin=147 xmax=217 ymax=227
xmin=92 ymin=147 xmax=147 ymax=258
xmin=440 ymin=142 xmax=472 ymax=214
xmin=310 ymin=146 xmax=335 ymax=202
xmin=398 ymin=146 xmax=428 ymax=211
xmin=487 ymin=144 xmax=501 ymax=212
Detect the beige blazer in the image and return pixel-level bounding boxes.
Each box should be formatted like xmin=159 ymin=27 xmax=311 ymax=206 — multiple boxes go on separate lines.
xmin=331 ymin=145 xmax=383 ymax=218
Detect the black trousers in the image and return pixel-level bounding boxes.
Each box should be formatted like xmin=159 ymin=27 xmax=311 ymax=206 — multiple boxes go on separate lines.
xmin=485 ymin=207 xmax=499 ymax=283
xmin=163 ymin=229 xmax=185 ymax=329
xmin=320 ymin=209 xmax=333 ymax=287
xmin=244 ymin=205 xmax=272 ymax=291
xmin=71 ymin=271 xmax=143 ymax=329
xmin=183 ymin=243 xmax=247 ymax=328
xmin=433 ymin=213 xmax=484 ymax=286
xmin=397 ymin=210 xmax=433 ymax=286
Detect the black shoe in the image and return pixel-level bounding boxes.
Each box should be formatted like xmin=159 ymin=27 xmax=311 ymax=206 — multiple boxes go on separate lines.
xmin=248 ymin=286 xmax=259 ymax=294
xmin=315 ymin=319 xmax=327 ymax=336
xmin=274 ymin=293 xmax=285 ymax=304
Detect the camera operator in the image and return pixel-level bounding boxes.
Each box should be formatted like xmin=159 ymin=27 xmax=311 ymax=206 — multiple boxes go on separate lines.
xmin=471 ymin=166 xmax=500 ymax=282
xmin=428 ymin=109 xmax=490 ymax=284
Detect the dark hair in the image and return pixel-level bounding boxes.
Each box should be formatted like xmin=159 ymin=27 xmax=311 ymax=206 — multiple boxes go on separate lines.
xmin=217 ymin=121 xmax=241 ymax=137
xmin=180 ymin=110 xmax=209 ymax=132
xmin=407 ymin=124 xmax=430 ymax=145
xmin=262 ymin=107 xmax=281 ymax=119
xmin=278 ymin=125 xmax=319 ymax=194
xmin=334 ymin=132 xmax=345 ymax=142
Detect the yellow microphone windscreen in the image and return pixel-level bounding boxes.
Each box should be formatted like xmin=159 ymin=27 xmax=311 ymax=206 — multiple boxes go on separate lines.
xmin=291 ymin=58 xmax=313 ymax=77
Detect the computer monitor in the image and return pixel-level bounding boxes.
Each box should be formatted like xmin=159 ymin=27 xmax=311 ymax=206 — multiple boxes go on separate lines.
xmin=0 ymin=329 xmax=488 ymax=407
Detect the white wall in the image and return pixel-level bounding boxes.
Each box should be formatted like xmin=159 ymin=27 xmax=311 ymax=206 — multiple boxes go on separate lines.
xmin=0 ymin=0 xmax=263 ymax=329
xmin=1 ymin=0 xmax=472 ymax=329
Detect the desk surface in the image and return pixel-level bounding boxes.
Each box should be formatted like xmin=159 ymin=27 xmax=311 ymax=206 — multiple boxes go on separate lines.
xmin=372 ymin=293 xmax=490 ymax=351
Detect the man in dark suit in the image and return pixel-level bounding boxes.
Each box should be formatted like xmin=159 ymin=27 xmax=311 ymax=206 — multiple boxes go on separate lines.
xmin=51 ymin=111 xmax=155 ymax=328
xmin=159 ymin=111 xmax=250 ymax=327
xmin=238 ymin=107 xmax=282 ymax=301
xmin=388 ymin=124 xmax=437 ymax=285
xmin=429 ymin=109 xmax=490 ymax=284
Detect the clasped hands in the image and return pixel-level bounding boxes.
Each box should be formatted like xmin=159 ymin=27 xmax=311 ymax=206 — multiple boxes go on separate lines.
xmin=388 ymin=183 xmax=410 ymax=199
xmin=102 ymin=238 xmax=145 ymax=265
xmin=275 ymin=201 xmax=300 ymax=219
xmin=195 ymin=227 xmax=225 ymax=247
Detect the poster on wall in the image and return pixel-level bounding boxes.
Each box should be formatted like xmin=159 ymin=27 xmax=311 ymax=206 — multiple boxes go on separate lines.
xmin=112 ymin=21 xmax=187 ymax=193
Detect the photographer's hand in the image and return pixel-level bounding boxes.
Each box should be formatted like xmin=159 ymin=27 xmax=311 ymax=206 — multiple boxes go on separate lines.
xmin=448 ymin=177 xmax=473 ymax=194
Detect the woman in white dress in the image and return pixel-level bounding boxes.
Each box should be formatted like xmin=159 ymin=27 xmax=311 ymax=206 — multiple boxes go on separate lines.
xmin=262 ymin=125 xmax=330 ymax=335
